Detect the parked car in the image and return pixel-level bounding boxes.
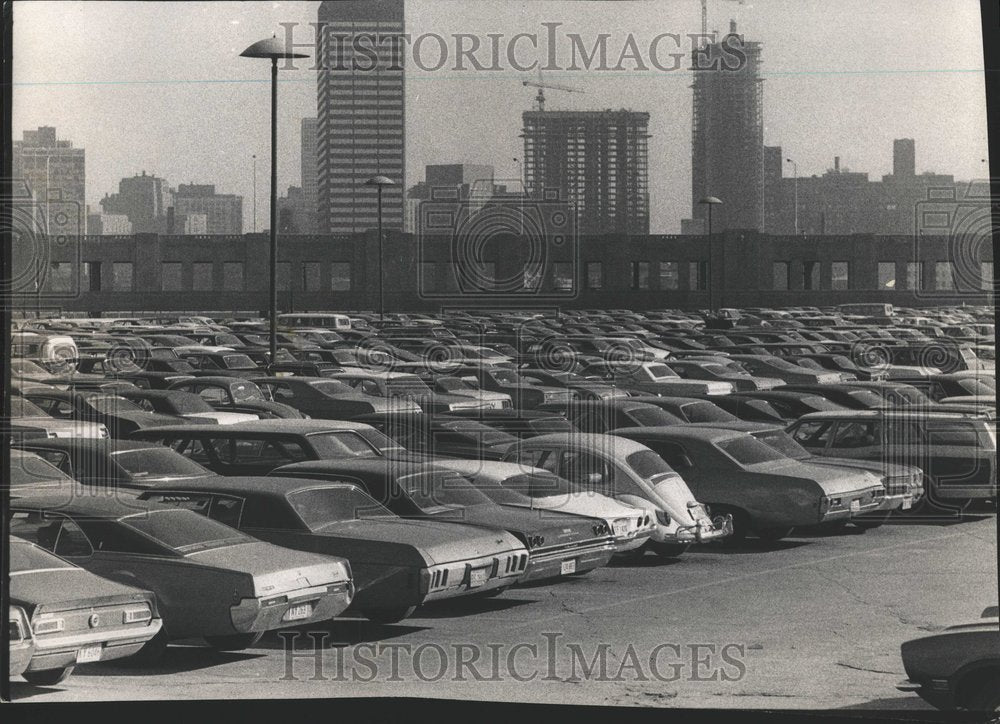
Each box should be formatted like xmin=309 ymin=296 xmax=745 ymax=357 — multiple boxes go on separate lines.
xmin=727 ymin=355 xmax=843 ymax=385
xmin=512 ymin=368 xmax=628 ymax=401
xmin=118 ymin=388 xmax=260 ymax=425
xmin=15 ymin=438 xmax=218 ymax=490
xmin=611 ymin=426 xmax=885 ymax=543
xmin=538 ymin=399 xmax=683 ymax=434
xmin=430 ymin=376 xmax=514 ymax=409
xmin=19 ymin=388 xmax=211 ymax=438
xmin=433 ymin=458 xmax=656 ymax=555
xmin=726 ymin=390 xmax=849 ymax=422
xmin=663 ymin=359 xmax=783 ymax=391
xmin=786 ymin=410 xmax=997 ymax=510
xmin=135 ymin=477 xmax=528 ymax=623
xmin=9 ymin=536 xmax=162 ymax=683
xmin=445 ymin=408 xmax=580 ymax=439
xmin=889 ymin=373 xmax=996 ymax=402
xmin=11 ymin=495 xmax=354 ymax=659
xmin=176 ymin=351 xmax=262 ymax=378
xmin=9 ymin=395 xmax=110 ymax=439
xmin=448 ymin=364 xmax=574 ymax=410
xmin=322 ymin=367 xmax=491 ymax=413
xmin=576 ymin=361 xmax=733 ymax=396
xmin=353 ymin=412 xmax=517 ymax=461
xmin=897 ymin=606 xmax=1000 ymax=710
xmin=502 ymin=433 xmax=731 ymax=556
xmin=167 ymin=377 xmax=305 ymax=419
xmin=626 ymin=396 xmax=740 ymax=424
xmin=248 ymin=375 xmax=421 ymax=418
xmin=271 ymin=458 xmax=618 ymax=583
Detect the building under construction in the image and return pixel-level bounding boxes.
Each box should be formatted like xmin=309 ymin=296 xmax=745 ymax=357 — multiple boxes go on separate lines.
xmin=521 ymin=110 xmax=651 ymax=236
xmin=690 ymin=21 xmax=764 ymax=233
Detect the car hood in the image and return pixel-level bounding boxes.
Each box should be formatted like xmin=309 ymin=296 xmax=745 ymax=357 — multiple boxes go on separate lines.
xmin=318 ymin=517 xmax=523 ymax=565
xmin=11 ymin=567 xmax=152 ymax=612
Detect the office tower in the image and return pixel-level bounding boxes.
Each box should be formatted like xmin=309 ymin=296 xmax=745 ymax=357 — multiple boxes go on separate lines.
xmin=100 ymin=171 xmax=173 ymax=234
xmin=301 ymin=118 xmax=319 ymax=234
xmin=316 ymin=0 xmax=405 ymax=233
xmin=172 ymin=184 xmax=243 ymax=235
xmin=12 ymin=126 xmax=86 ymax=235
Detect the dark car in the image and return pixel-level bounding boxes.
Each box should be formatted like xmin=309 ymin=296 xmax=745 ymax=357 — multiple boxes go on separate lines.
xmin=11 ymin=495 xmax=353 ymax=659
xmin=136 ymin=477 xmax=528 ymax=623
xmin=514 ymin=368 xmax=628 ymax=401
xmin=538 ymin=399 xmax=683 ymax=434
xmin=888 ymin=373 xmax=996 ymax=402
xmin=612 ymin=426 xmax=886 ymax=543
xmin=780 ymin=382 xmax=937 ymax=410
xmin=9 ymin=536 xmax=163 ymax=684
xmin=445 ymin=408 xmax=581 ymax=439
xmin=787 ymin=410 xmax=997 ymax=510
xmin=249 ymin=376 xmax=420 ymax=418
xmin=451 ymin=364 xmax=573 ymax=410
xmin=323 ymin=368 xmax=490 ymax=414
xmin=897 ymin=606 xmax=1000 ymax=710
xmin=118 ymin=388 xmax=262 ymax=425
xmin=130 ymin=419 xmax=395 ymax=476
xmin=626 ymin=396 xmax=741 ymax=424
xmin=708 ymin=395 xmax=789 ymax=424
xmin=167 ymin=376 xmax=305 ymax=419
xmin=726 ymin=390 xmax=849 ymax=422
xmin=177 ymin=351 xmax=263 ymax=378
xmin=20 ymin=388 xmax=211 ymax=438
xmin=271 ymin=458 xmax=617 ymax=584
xmin=16 ymin=438 xmax=218 ymax=489
xmin=353 ymin=412 xmax=517 ymax=461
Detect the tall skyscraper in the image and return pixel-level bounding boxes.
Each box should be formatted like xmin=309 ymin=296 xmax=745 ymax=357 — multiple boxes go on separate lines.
xmin=522 ymin=110 xmax=650 ymax=235
xmin=690 ymin=21 xmax=764 ymax=232
xmin=893 ymin=138 xmax=916 ymax=179
xmin=12 ymin=126 xmax=86 ymax=235
xmin=316 ymin=0 xmax=405 ymax=234
xmin=301 ymin=118 xmax=319 ymax=234
xmin=100 ymin=171 xmax=172 ymax=234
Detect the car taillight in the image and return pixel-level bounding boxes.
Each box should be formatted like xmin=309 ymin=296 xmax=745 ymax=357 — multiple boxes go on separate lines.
xmin=33 ymin=616 xmax=64 ymax=634
xmin=123 ymin=605 xmax=153 ymax=624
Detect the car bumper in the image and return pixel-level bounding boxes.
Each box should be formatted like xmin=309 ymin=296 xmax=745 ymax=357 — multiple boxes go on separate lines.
xmin=27 ymin=619 xmax=163 ymax=670
xmin=933 ymin=484 xmax=997 ymax=501
xmin=615 ymin=531 xmax=655 ymax=552
xmin=896 ymin=678 xmax=954 ymax=710
xmin=9 ymin=641 xmax=33 ymax=677
xmin=519 ymin=540 xmax=617 ymax=583
xmin=230 ymin=581 xmax=354 ymax=634
xmin=421 ymin=553 xmax=527 ymax=602
xmin=668 ymin=515 xmax=733 ymax=544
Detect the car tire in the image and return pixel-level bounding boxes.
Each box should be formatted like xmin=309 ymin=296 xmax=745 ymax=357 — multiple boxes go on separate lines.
xmin=968 ymin=677 xmax=1000 ymax=711
xmin=204 ymin=632 xmax=263 ymax=651
xmin=364 ymin=606 xmax=417 ymax=624
xmin=756 ymin=526 xmax=794 ymax=542
xmin=122 ymin=627 xmax=169 ymax=666
xmin=616 ymin=542 xmax=649 ymax=562
xmin=650 ymin=542 xmax=691 ymax=558
xmin=853 ymin=510 xmax=892 ymax=530
xmin=22 ymin=666 xmax=74 ymax=686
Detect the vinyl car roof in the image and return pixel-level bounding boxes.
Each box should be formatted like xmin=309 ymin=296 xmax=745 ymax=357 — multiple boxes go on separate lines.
xmin=16 ymin=438 xmax=162 ymax=453
xmin=129 ymin=419 xmax=377 ymax=435
xmin=11 ymin=491 xmax=173 ymax=519
xmin=135 ymin=475 xmax=362 ymax=498
xmin=273 ymin=458 xmax=457 ymax=480
xmin=794 ymin=410 xmax=973 ymax=421
xmin=611 ymin=426 xmax=745 ymax=443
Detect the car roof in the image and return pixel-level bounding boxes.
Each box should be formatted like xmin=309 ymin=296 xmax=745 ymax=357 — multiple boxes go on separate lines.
xmin=794 ymin=410 xmax=973 ymax=421
xmin=16 ymin=438 xmax=163 ymax=453
xmin=136 ymin=475 xmax=363 ymax=498
xmin=11 ymin=491 xmax=172 ymax=518
xmin=274 ymin=458 xmax=457 ymax=479
xmin=515 ymin=432 xmax=651 ymax=454
xmin=612 ymin=425 xmax=745 ymax=442
xmin=130 ymin=419 xmax=376 ymax=434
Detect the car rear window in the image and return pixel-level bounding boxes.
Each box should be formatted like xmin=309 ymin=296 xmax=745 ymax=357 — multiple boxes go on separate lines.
xmin=681 ymin=402 xmax=737 ymax=423
xmin=112 ymin=448 xmax=212 ymax=479
xmin=10 ymin=540 xmax=75 ymax=572
xmin=924 ymin=421 xmax=994 ymax=448
xmin=10 ymin=453 xmax=74 ymax=486
xmin=626 ymin=449 xmax=675 ymax=482
xmin=397 ymin=471 xmax=495 ymax=511
xmin=121 ymin=508 xmax=251 ymax=552
xmin=287 ymin=487 xmax=395 ymax=530
xmin=222 ymin=355 xmax=257 ymax=370
xmin=307 ymin=432 xmax=384 ymax=458
xmin=717 ymin=435 xmax=786 ymax=465
xmin=627 ymin=406 xmax=678 ymax=427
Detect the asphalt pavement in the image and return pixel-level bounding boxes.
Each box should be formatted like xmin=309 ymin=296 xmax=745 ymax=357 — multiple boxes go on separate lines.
xmin=12 ymin=512 xmax=997 ymax=711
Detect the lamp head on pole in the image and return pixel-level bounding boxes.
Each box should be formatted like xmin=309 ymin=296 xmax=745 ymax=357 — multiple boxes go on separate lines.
xmin=697 ymin=196 xmax=723 ymax=206
xmin=364 ymin=176 xmax=396 ymax=188
xmin=240 ymin=37 xmax=309 ymax=60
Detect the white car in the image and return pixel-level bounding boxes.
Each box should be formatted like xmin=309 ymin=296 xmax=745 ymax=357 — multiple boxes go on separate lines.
xmin=434 ymin=458 xmax=656 ymax=553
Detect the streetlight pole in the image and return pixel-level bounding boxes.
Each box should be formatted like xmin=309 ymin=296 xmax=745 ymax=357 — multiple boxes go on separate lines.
xmin=698 ymin=196 xmax=723 ymax=311
xmin=785 ymin=158 xmax=799 ymax=235
xmin=364 ymin=176 xmax=395 ymax=320
xmin=252 ymin=154 xmax=257 ymax=234
xmin=240 ymin=37 xmax=308 ymax=365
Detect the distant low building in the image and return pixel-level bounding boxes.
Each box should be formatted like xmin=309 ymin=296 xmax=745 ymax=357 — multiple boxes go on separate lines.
xmin=100 ymin=171 xmax=172 ymax=234
xmin=173 ymin=183 xmax=243 ymax=236
xmin=86 ymin=212 xmax=133 ymax=236
xmin=13 ymin=126 xmax=86 ymax=236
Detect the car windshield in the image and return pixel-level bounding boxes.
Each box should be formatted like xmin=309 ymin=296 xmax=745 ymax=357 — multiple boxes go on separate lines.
xmin=88 ymin=395 xmax=145 ymax=414
xmin=628 ymin=406 xmax=678 ymax=426
xmin=287 ymin=487 xmax=395 ymax=531
xmin=122 ymin=509 xmax=251 ymax=553
xmin=682 ymin=402 xmax=737 ymax=423
xmin=626 ymin=449 xmax=676 ymax=483
xmin=439 ymin=420 xmax=517 ymax=446
xmin=10 ymin=540 xmax=75 ymax=572
xmin=241 ymin=334 xmax=269 ymax=346
xmin=753 ymin=430 xmax=811 ymax=460
xmin=10 ymin=452 xmax=75 ymax=486
xmin=112 ymin=448 xmax=212 ymax=479
xmin=489 ymin=369 xmax=522 ymax=384
xmin=307 ymin=431 xmax=384 ymax=458
xmin=212 ymin=334 xmax=245 ymax=347
xmin=229 ymin=381 xmax=265 ymax=401
xmin=222 ymin=354 xmax=257 ymax=370
xmin=804 ymin=395 xmax=851 ymax=411
xmin=397 ymin=471 xmax=496 ymax=512
xmin=717 ymin=435 xmax=787 ymax=465
xmin=11 ymin=397 xmax=49 ymax=417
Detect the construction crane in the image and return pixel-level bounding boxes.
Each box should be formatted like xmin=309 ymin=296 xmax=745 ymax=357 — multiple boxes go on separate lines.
xmin=522 ymin=78 xmax=586 ymax=112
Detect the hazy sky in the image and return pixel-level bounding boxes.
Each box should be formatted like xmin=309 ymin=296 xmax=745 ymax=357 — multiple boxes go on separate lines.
xmin=12 ymin=0 xmax=989 ymax=233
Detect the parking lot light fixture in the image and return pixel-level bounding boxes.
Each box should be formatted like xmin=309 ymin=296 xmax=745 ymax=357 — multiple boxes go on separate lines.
xmin=364 ymin=175 xmax=396 ymax=320
xmin=239 ymin=36 xmax=308 ymax=364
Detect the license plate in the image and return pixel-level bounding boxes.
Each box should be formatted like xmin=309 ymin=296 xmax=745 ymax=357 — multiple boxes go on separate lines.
xmin=613 ymin=521 xmax=629 ymax=537
xmin=850 ymin=500 xmax=861 ymax=512
xmin=76 ymin=644 xmax=102 ymax=663
xmin=469 ymin=567 xmax=490 ymax=588
xmin=902 ymin=499 xmax=913 ymax=510
xmin=283 ymin=603 xmax=313 ymax=622
xmin=560 ymin=559 xmax=577 ymax=575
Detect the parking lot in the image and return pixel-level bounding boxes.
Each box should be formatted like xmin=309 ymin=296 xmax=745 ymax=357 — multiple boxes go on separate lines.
xmin=8 ymin=305 xmax=997 ymax=710
xmin=11 ymin=513 xmax=996 ymax=709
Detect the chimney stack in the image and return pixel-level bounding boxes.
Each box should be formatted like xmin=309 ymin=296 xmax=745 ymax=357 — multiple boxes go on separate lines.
xmin=730 ymin=19 xmax=737 ymax=34
xmin=834 ymin=156 xmax=840 ymax=173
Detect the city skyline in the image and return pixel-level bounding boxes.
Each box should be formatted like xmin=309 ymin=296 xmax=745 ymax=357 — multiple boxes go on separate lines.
xmin=11 ymin=0 xmax=989 ymax=234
